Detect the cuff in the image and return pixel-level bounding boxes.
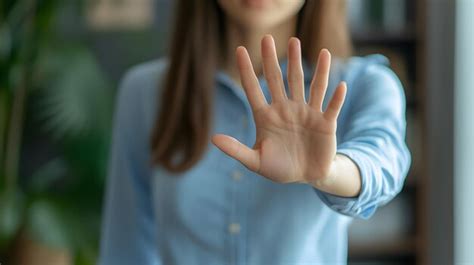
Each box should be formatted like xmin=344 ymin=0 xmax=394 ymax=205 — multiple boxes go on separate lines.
xmin=313 ymin=146 xmax=377 ymax=219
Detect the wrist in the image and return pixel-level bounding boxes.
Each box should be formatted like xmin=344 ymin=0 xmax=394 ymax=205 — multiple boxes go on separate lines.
xmin=311 ymin=156 xmax=338 ymax=189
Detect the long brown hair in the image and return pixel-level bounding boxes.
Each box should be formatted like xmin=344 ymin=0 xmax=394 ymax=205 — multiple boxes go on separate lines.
xmin=151 ymin=0 xmax=352 ymax=173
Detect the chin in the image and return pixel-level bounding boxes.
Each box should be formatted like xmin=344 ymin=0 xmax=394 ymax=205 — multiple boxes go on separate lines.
xmin=242 ymin=0 xmax=272 ymax=9
xmin=218 ymin=0 xmax=305 ymax=31
xmin=237 ymin=12 xmax=286 ymax=30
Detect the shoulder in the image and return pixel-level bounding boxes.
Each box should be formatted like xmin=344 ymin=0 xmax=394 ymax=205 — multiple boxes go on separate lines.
xmin=119 ymin=58 xmax=169 ymax=99
xmin=336 ymin=54 xmax=397 ymax=84
xmin=337 ymin=54 xmax=405 ymax=104
xmin=115 ymin=58 xmax=169 ymax=133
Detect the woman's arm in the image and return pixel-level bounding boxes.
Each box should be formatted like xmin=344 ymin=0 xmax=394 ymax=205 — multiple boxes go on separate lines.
xmin=309 ymin=154 xmax=361 ymax=197
xmin=99 ymin=67 xmax=159 ymax=265
xmin=313 ymin=58 xmax=411 ymax=218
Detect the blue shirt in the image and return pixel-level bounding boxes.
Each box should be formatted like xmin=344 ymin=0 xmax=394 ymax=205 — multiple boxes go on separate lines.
xmin=99 ymin=55 xmax=411 ymax=265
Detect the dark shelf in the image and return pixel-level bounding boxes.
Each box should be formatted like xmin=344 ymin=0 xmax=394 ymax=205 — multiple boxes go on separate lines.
xmin=349 ymin=255 xmax=416 ymax=265
xmin=348 ymin=236 xmax=417 ymax=259
xmin=407 ymin=97 xmax=419 ymax=110
xmin=404 ymin=173 xmax=419 ymax=189
xmin=352 ymin=28 xmax=417 ymax=46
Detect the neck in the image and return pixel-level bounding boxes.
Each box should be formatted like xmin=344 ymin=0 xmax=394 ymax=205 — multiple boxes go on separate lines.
xmin=221 ymin=18 xmax=297 ymax=84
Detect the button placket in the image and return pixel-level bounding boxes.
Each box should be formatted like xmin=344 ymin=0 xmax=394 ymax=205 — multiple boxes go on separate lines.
xmin=228 ymin=222 xmax=241 ymax=235
xmin=232 ymin=170 xmax=242 ymax=181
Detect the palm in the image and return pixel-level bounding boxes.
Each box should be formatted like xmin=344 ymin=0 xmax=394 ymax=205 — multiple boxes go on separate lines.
xmin=252 ymin=100 xmax=336 ymax=183
xmin=213 ymin=36 xmax=346 ymax=184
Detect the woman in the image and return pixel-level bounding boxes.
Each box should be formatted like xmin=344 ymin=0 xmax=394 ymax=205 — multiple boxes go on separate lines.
xmin=99 ymin=0 xmax=411 ymax=264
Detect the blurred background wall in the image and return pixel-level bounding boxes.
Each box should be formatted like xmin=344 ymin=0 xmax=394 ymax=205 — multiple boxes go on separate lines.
xmin=0 ymin=0 xmax=472 ymax=265
xmin=454 ymin=1 xmax=474 ymax=264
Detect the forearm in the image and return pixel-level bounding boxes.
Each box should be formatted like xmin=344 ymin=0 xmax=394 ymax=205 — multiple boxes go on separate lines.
xmin=309 ymin=154 xmax=362 ymax=197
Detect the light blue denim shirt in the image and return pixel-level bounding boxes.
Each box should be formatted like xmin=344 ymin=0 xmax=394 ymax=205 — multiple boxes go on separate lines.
xmin=99 ymin=55 xmax=411 ymax=265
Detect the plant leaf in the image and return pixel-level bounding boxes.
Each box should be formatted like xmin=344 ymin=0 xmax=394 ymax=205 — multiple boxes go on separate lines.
xmin=0 ymin=189 xmax=25 ymax=249
xmin=25 ymin=199 xmax=70 ymax=248
xmin=27 ymin=157 xmax=68 ymax=193
xmin=35 ymin=45 xmax=113 ymax=140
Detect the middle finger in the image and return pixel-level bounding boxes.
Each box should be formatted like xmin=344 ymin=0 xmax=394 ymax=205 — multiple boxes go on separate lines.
xmin=261 ymin=35 xmax=287 ymax=104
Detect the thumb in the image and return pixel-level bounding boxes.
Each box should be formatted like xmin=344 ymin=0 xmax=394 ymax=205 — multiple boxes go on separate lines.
xmin=212 ymin=134 xmax=260 ymax=172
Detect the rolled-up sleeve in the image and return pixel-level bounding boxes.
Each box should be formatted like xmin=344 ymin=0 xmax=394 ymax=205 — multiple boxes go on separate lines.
xmin=99 ymin=68 xmax=159 ymax=264
xmin=315 ymin=60 xmax=411 ymax=219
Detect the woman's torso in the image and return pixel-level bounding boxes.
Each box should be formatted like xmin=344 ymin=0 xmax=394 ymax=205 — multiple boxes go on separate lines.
xmin=124 ymin=55 xmax=391 ymax=264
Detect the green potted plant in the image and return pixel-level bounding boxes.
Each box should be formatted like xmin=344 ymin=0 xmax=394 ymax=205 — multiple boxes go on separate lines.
xmin=0 ymin=1 xmax=112 ymax=264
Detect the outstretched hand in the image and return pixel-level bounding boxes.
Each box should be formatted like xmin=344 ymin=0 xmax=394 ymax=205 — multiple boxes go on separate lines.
xmin=212 ymin=35 xmax=347 ymax=185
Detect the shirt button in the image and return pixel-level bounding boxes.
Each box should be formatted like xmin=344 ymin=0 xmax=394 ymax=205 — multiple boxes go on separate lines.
xmin=231 ymin=170 xmax=242 ymax=181
xmin=228 ymin=223 xmax=241 ymax=235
